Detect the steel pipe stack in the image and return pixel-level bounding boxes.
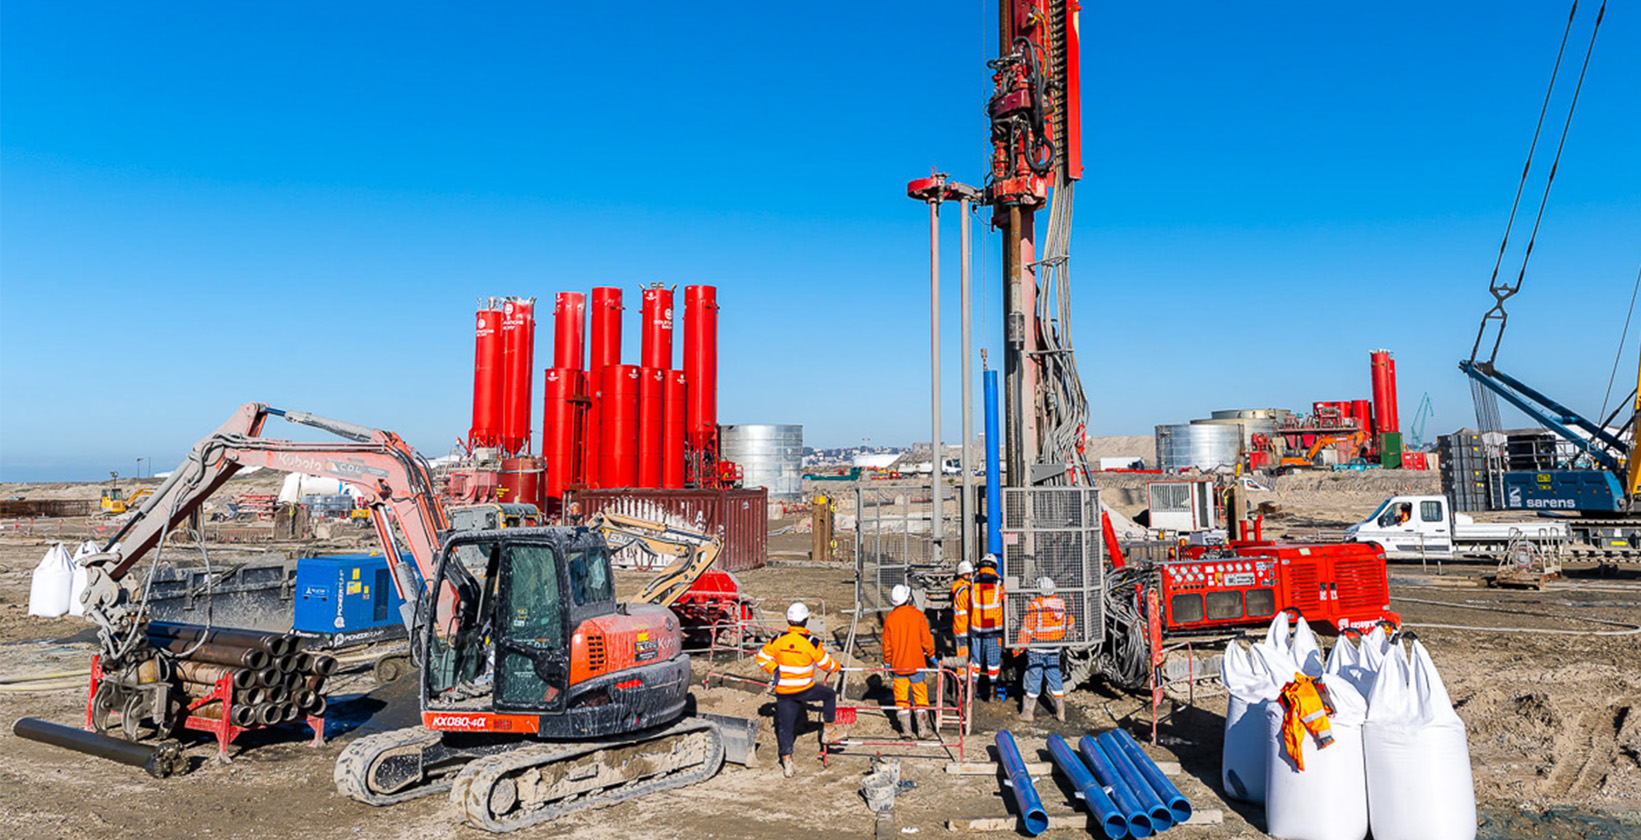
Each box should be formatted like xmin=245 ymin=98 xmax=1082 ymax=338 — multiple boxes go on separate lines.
xmin=146 ymin=622 xmax=334 ymax=727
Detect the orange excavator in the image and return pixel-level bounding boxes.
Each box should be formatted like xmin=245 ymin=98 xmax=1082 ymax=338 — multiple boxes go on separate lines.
xmin=74 ymin=402 xmax=751 ymax=832
xmin=1278 ymin=430 xmax=1368 ymax=469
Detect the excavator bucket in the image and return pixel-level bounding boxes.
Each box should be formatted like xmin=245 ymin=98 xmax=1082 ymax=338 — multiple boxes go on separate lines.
xmin=698 ymin=713 xmax=759 ymax=768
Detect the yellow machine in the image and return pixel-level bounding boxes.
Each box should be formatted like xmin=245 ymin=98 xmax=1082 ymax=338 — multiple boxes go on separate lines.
xmin=98 ymin=487 xmax=152 ymax=514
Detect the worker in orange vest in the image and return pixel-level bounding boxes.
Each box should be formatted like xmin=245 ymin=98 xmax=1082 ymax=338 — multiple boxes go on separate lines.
xmin=756 ymin=601 xmax=844 ymax=778
xmin=1013 ymin=576 xmax=1074 ymax=721
xmin=882 ymin=584 xmax=937 ymax=739
xmin=950 ymin=559 xmax=974 ymax=659
xmin=970 ymin=554 xmax=1007 ymax=701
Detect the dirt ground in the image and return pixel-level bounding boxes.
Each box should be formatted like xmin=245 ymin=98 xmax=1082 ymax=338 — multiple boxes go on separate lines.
xmin=1 ymin=473 xmax=1639 ymax=839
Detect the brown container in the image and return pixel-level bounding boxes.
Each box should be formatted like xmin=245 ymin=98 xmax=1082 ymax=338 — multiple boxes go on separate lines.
xmin=574 ymin=487 xmax=767 ymax=571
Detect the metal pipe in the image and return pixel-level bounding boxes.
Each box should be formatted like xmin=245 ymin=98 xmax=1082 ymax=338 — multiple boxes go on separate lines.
xmin=305 ymin=696 xmax=328 ymax=717
xmin=984 ymin=370 xmax=1003 ymax=556
xmin=1046 ymin=735 xmax=1127 ymax=839
xmin=312 ymin=654 xmax=339 ymax=676
xmin=255 ymin=704 xmax=282 ymax=726
xmin=274 ymin=654 xmax=299 ymax=674
xmin=304 ymin=673 xmax=327 ymax=693
xmin=1079 ymin=735 xmax=1152 ymax=838
xmin=173 ymin=661 xmax=255 ymax=690
xmin=993 ymin=731 xmax=1049 ymax=836
xmin=148 ymin=639 xmax=270 ymax=670
xmin=255 ymin=666 xmax=282 ymax=688
xmin=1111 ymin=729 xmax=1193 ymax=824
xmin=266 ymin=686 xmax=290 ymax=704
xmin=292 ymin=652 xmax=314 ymax=673
xmin=13 ymin=717 xmax=185 ymax=778
xmin=928 ymin=195 xmax=944 ymax=568
xmin=1002 ymin=207 xmax=1024 ymax=487
xmin=959 ymin=195 xmax=974 ymax=566
xmin=148 ymin=621 xmax=293 ymax=656
xmin=1097 ymin=732 xmax=1173 ymax=830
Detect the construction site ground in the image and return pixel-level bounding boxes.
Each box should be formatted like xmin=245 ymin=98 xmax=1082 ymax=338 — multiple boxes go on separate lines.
xmin=1 ymin=471 xmax=1639 ymax=839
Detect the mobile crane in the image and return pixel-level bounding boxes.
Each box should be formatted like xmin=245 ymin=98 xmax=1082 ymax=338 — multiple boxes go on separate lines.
xmin=73 ymin=402 xmax=749 ymax=833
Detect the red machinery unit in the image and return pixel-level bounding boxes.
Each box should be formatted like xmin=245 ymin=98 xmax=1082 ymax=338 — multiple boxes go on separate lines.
xmin=638 ymin=367 xmax=666 ymax=488
xmin=1166 ymin=541 xmax=1399 ymax=634
xmin=663 ymin=370 xmax=687 ymax=489
xmin=498 ymin=456 xmax=543 ymax=509
xmin=640 ymin=284 xmax=674 ymax=371
xmin=586 ymin=287 xmax=624 ymax=489
xmin=599 ymin=364 xmax=641 ymax=488
xmin=499 ymin=297 xmax=536 ymax=456
xmin=468 ymin=301 xmax=505 ymax=449
xmin=541 ymin=368 xmax=585 ymax=504
xmin=683 ymin=285 xmax=719 ymax=482
xmin=553 ymin=292 xmax=585 ymax=371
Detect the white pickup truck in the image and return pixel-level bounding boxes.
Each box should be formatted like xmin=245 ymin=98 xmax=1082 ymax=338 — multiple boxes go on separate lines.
xmin=1344 ymin=495 xmax=1568 ymax=560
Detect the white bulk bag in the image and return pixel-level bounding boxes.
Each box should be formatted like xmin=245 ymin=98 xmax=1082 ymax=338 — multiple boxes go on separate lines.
xmin=28 ymin=543 xmax=75 ymax=618
xmin=1358 ymin=625 xmax=1390 ymax=670
xmin=1264 ymin=674 xmax=1368 ymax=840
xmin=1324 ymin=633 xmax=1377 ymax=698
xmin=67 ymin=540 xmax=99 ymax=617
xmin=1221 ymin=641 xmax=1280 ymax=802
xmin=1364 ymin=641 xmax=1476 ymax=840
xmin=1289 ymin=617 xmax=1324 ymax=677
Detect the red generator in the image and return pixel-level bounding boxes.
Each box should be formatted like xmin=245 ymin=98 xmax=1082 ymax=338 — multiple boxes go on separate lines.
xmin=1162 ymin=541 xmax=1399 ymax=634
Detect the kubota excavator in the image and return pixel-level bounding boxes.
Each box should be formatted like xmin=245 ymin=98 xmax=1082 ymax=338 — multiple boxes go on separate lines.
xmin=73 ymin=402 xmax=752 ymax=833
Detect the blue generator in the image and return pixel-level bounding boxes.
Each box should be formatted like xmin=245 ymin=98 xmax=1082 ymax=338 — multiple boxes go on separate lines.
xmin=292 ymin=553 xmax=408 ymax=646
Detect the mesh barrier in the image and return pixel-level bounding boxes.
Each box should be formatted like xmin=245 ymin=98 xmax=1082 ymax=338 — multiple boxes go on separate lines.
xmin=1000 ymin=486 xmax=1103 ymax=649
xmin=854 ymin=483 xmax=959 ymax=615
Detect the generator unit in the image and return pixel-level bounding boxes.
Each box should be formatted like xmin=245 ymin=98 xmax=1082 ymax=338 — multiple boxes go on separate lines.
xmin=1163 ymin=541 xmax=1398 ymax=634
xmin=1147 ymin=479 xmax=1217 ymax=532
xmin=292 ymin=553 xmax=407 ymax=646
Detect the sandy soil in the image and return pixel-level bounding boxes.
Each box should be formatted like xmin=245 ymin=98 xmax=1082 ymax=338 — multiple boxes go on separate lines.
xmin=1 ymin=473 xmax=1638 ymax=839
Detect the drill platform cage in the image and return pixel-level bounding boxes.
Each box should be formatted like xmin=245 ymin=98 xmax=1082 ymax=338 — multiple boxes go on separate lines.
xmin=1001 ymin=486 xmax=1105 ymax=651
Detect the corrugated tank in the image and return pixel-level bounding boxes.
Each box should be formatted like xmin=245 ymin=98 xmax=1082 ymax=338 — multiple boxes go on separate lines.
xmin=720 ymin=424 xmax=803 ymax=500
xmin=1191 ymin=416 xmax=1277 ymax=446
xmin=1155 ymin=423 xmax=1242 ymax=472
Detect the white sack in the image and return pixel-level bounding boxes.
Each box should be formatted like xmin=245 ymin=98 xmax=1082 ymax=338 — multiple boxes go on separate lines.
xmin=28 ymin=543 xmax=75 ymax=618
xmin=1264 ymin=673 xmax=1368 ymax=840
xmin=1222 ymin=641 xmax=1280 ymax=802
xmin=1364 ymin=641 xmax=1476 ymax=840
xmin=66 ymin=540 xmax=99 ymax=617
xmin=1325 ymin=632 xmax=1377 ymax=698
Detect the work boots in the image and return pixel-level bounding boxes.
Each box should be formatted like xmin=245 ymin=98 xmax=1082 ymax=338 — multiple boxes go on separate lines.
xmin=1051 ymin=695 xmax=1066 ymax=722
xmin=896 ymin=710 xmax=914 ymax=740
xmin=781 ymin=756 xmax=796 ymax=778
xmin=914 ymin=710 xmax=933 ymax=738
xmin=822 ymin=723 xmax=850 ymax=745
xmin=1019 ymin=696 xmax=1036 ymax=722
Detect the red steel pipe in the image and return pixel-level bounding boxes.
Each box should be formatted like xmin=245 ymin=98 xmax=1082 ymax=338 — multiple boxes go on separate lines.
xmin=683 ymin=285 xmax=719 ymax=451
xmin=469 ymin=301 xmax=505 ymax=449
xmin=640 ymin=284 xmax=675 ymax=371
xmin=553 ymin=292 xmax=586 ymax=371
xmin=542 ymin=368 xmax=584 ymax=502
xmin=1369 ymin=350 xmax=1392 ymax=436
xmin=663 ymin=370 xmax=687 ymax=489
xmin=587 ymin=288 xmax=623 ymax=488
xmin=638 ymin=367 xmax=666 ymax=487
xmin=599 ymin=365 xmax=642 ymax=488
xmin=1385 ymin=355 xmax=1400 ymax=433
xmin=500 ymin=297 xmax=537 ymax=455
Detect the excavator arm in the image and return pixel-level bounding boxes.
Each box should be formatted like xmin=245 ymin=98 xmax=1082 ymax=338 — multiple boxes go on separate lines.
xmin=588 ymin=511 xmax=724 ymax=608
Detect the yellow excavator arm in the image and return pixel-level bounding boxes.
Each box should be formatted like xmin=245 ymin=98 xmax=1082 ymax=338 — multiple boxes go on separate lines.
xmin=588 ymin=511 xmax=724 ymax=608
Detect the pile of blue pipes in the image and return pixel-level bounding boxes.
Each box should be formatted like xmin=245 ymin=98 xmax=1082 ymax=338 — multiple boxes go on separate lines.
xmin=995 ymin=729 xmax=1192 ymax=838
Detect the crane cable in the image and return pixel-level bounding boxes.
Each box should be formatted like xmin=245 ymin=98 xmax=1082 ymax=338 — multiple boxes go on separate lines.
xmin=1596 ymin=262 xmax=1641 ymax=429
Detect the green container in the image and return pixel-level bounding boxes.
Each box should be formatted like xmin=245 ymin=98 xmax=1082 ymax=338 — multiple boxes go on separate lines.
xmin=1380 ymin=432 xmax=1404 ymax=468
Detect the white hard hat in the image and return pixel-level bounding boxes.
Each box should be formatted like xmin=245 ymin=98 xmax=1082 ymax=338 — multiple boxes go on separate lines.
xmin=1037 ymin=576 xmax=1056 ymax=594
xmin=982 ymin=553 xmax=999 ymax=566
xmin=891 ymin=584 xmax=911 ymax=606
xmin=956 ymin=560 xmax=974 ymax=575
xmin=786 ymin=601 xmax=811 ymax=624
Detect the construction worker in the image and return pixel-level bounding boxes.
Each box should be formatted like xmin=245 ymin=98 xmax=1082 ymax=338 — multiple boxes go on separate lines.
xmin=950 ymin=559 xmax=974 ymax=659
xmin=1014 ymin=576 xmax=1073 ymax=722
xmin=881 ymin=584 xmax=936 ymax=739
xmin=969 ymin=554 xmax=1006 ymax=700
xmin=756 ymin=601 xmax=844 ymax=778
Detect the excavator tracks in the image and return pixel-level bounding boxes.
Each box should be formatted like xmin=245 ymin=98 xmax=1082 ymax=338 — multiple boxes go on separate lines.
xmin=449 ymin=718 xmax=725 ymax=833
xmin=334 ymin=726 xmax=457 ymax=806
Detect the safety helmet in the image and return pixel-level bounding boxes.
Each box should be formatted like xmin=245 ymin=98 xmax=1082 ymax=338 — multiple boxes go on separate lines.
xmin=786 ymin=601 xmax=811 ymax=624
xmin=1037 ymin=576 xmax=1056 ymax=595
xmin=956 ymin=560 xmax=974 ymax=576
xmin=891 ymin=584 xmax=911 ymax=606
xmin=981 ymin=553 xmax=999 ymax=569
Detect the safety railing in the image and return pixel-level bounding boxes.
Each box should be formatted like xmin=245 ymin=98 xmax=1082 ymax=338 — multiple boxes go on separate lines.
xmin=822 ymin=664 xmax=969 ymax=763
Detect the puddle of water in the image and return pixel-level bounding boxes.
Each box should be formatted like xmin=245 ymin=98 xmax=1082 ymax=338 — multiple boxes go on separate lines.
xmin=1478 ymin=806 xmax=1641 ymax=840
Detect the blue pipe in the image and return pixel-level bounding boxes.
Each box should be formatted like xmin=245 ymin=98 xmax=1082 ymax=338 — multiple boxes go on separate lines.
xmin=1111 ymin=729 xmax=1193 ymax=825
xmin=984 ymin=369 xmax=1002 ymax=556
xmin=994 ymin=731 xmax=1049 ymax=836
xmin=1078 ymin=735 xmax=1152 ymax=838
xmin=1046 ymin=735 xmax=1127 ymax=839
xmin=1097 ymin=732 xmax=1174 ymax=831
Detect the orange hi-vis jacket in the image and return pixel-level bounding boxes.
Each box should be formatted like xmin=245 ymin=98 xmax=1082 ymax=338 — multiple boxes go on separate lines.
xmin=971 ymin=566 xmax=1004 ymax=633
xmin=950 ymin=577 xmax=972 ymax=637
xmin=1277 ymin=674 xmax=1337 ymax=771
xmin=882 ymin=603 xmax=936 ymax=676
xmin=756 ymin=626 xmax=839 ymax=694
xmin=1015 ymin=595 xmax=1073 ymax=646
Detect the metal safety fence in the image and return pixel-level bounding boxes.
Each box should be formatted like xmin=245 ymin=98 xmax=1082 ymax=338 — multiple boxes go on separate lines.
xmin=853 ymin=483 xmax=960 ymax=616
xmin=1000 ymin=486 xmax=1104 ymax=651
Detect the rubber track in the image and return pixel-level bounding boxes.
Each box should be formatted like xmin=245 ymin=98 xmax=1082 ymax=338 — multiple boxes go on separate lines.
xmin=450 ymin=719 xmax=725 ymax=833
xmin=334 ymin=726 xmax=453 ymax=806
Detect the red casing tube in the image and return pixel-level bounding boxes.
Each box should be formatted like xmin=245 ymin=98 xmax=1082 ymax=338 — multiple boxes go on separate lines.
xmin=500 ymin=297 xmax=537 ymax=455
xmin=1386 ymin=356 xmax=1400 ymax=433
xmin=581 ymin=370 xmax=600 ymax=490
xmin=663 ymin=370 xmax=688 ymax=489
xmin=541 ymin=368 xmax=584 ymax=502
xmin=683 ymin=285 xmax=718 ymax=451
xmin=469 ymin=303 xmax=505 ymax=449
xmin=638 ymin=367 xmax=666 ymax=487
xmin=1369 ymin=350 xmax=1392 ymax=436
xmin=586 ymin=288 xmax=622 ymax=488
xmin=599 ymin=365 xmax=641 ymax=488
xmin=553 ymin=292 xmax=586 ymax=371
xmin=640 ymin=285 xmax=675 ymax=371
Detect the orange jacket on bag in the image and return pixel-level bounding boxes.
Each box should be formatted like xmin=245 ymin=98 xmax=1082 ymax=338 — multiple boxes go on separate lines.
xmin=1277 ymin=674 xmax=1337 ymax=771
xmin=971 ymin=566 xmax=1004 ymax=633
xmin=882 ymin=603 xmax=936 ymax=676
xmin=756 ymin=626 xmax=839 ymax=694
xmin=1015 ymin=595 xmax=1073 ymax=646
xmin=950 ymin=578 xmax=972 ymax=637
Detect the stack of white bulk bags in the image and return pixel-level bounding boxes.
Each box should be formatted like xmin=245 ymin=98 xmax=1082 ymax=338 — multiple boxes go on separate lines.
xmin=1363 ymin=640 xmax=1476 ymax=840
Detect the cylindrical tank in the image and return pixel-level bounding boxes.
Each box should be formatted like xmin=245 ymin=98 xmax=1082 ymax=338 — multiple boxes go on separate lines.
xmin=599 ymin=365 xmax=641 ymax=488
xmin=553 ymin=292 xmax=586 ymax=371
xmin=1385 ymin=355 xmax=1400 ymax=433
xmin=1155 ymin=424 xmax=1242 ymax=473
xmin=683 ymin=285 xmax=719 ymax=452
xmin=1370 ymin=350 xmax=1392 ymax=435
xmin=541 ymin=368 xmax=584 ymax=503
xmin=1190 ymin=417 xmax=1276 ymax=448
xmin=640 ymin=284 xmax=675 ymax=371
xmin=1352 ymin=399 xmax=1374 ymax=436
xmin=469 ymin=301 xmax=505 ymax=449
xmin=1209 ymin=408 xmax=1288 ymax=421
xmin=663 ymin=370 xmax=687 ymax=489
xmin=500 ymin=297 xmax=536 ymax=455
xmin=498 ymin=456 xmax=543 ymax=510
xmin=637 ymin=367 xmax=666 ymax=487
xmin=586 ymin=288 xmax=622 ymax=489
xmin=720 ymin=424 xmax=803 ymax=500
xmin=581 ymin=370 xmax=600 ymax=490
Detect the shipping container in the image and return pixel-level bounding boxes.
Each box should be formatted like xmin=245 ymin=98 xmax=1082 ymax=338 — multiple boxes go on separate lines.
xmin=575 ymin=487 xmax=767 ymax=572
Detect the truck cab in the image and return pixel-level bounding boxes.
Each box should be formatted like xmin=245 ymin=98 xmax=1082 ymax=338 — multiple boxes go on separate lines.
xmin=1345 ymin=494 xmax=1454 ymax=559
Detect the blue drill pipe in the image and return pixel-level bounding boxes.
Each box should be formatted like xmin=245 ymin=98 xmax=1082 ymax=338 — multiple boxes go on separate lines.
xmin=1079 ymin=735 xmax=1153 ymax=838
xmin=1098 ymin=732 xmax=1174 ymax=831
xmin=1111 ymin=728 xmax=1193 ymax=825
xmin=1046 ymin=735 xmax=1127 ymax=839
xmin=984 ymin=369 xmax=1002 ymax=556
xmin=994 ymin=731 xmax=1049 ymax=836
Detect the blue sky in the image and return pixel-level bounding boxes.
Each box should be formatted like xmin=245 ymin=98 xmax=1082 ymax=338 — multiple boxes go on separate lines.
xmin=3 ymin=2 xmax=1638 ymax=481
